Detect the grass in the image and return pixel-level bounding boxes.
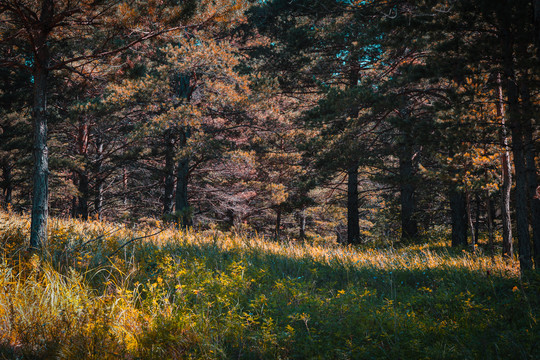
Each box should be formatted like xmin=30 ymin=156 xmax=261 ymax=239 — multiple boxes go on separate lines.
xmin=0 ymin=211 xmax=538 ymax=359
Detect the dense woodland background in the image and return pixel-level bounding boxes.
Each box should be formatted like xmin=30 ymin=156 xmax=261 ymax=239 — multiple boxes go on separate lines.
xmin=1 ymin=0 xmax=539 ymax=270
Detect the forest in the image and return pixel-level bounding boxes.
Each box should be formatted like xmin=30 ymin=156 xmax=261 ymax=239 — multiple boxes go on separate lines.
xmin=0 ymin=0 xmax=539 ymax=359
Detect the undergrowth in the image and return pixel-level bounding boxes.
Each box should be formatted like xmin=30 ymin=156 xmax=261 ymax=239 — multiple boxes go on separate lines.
xmin=0 ymin=211 xmax=538 ymax=359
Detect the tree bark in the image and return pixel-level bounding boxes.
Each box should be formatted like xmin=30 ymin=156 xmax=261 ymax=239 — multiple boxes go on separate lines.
xmin=399 ymin=141 xmax=418 ymax=241
xmin=75 ymin=121 xmax=89 ymax=220
xmin=450 ymin=184 xmax=468 ymax=247
xmin=347 ymin=165 xmax=360 ymax=244
xmin=275 ymin=208 xmax=282 ymax=241
xmin=76 ymin=172 xmax=89 ymax=220
xmin=534 ymin=0 xmax=540 ymax=59
xmin=29 ymin=0 xmax=54 ymax=249
xmin=29 ymin=49 xmax=51 ymax=247
xmin=466 ymin=191 xmax=476 ymax=246
xmin=122 ymin=167 xmax=128 ymax=207
xmin=1 ymin=161 xmax=12 ymax=209
xmin=163 ymin=130 xmax=176 ymax=215
xmin=175 ymin=129 xmax=190 ymax=228
xmin=94 ymin=136 xmax=104 ymax=219
xmin=487 ymin=192 xmax=495 ymax=252
xmin=474 ymin=193 xmax=480 ymax=245
xmin=496 ymin=73 xmax=513 ymax=258
xmin=30 ymin=68 xmax=50 ymax=249
xmin=519 ymin=76 xmax=540 ymax=268
xmin=298 ymin=208 xmax=306 ymax=240
xmin=500 ymin=22 xmax=532 ymax=270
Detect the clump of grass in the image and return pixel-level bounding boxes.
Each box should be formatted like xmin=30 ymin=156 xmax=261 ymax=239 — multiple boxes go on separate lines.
xmin=0 ymin=211 xmax=538 ymax=359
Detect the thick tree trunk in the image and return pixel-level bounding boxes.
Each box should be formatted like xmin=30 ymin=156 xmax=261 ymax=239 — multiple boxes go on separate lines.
xmin=450 ymin=185 xmax=467 ymax=247
xmin=347 ymin=165 xmax=360 ymax=244
xmin=496 ymin=73 xmax=513 ymax=258
xmin=163 ymin=130 xmax=176 ymax=215
xmin=29 ymin=0 xmax=54 ymax=249
xmin=399 ymin=142 xmax=418 ymax=241
xmin=76 ymin=172 xmax=89 ymax=220
xmin=519 ymin=76 xmax=540 ymax=268
xmin=30 ymin=62 xmax=50 ymax=249
xmin=501 ymin=24 xmax=532 ymax=270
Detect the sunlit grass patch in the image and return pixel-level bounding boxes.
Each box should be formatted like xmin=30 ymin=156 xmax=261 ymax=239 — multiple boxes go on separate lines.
xmin=0 ymin=211 xmax=538 ymax=359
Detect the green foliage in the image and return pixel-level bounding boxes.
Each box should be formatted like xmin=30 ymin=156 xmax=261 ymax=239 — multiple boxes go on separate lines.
xmin=0 ymin=212 xmax=538 ymax=359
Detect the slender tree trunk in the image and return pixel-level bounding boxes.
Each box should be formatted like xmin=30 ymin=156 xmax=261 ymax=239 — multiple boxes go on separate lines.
xmin=487 ymin=192 xmax=495 ymax=252
xmin=496 ymin=73 xmax=514 ymax=258
xmin=275 ymin=208 xmax=282 ymax=241
xmin=163 ymin=130 xmax=176 ymax=215
xmin=1 ymin=161 xmax=12 ymax=209
xmin=465 ymin=191 xmax=476 ymax=246
xmin=399 ymin=141 xmax=418 ymax=241
xmin=298 ymin=208 xmax=306 ymax=240
xmin=450 ymin=184 xmax=468 ymax=247
xmin=75 ymin=121 xmax=89 ymax=220
xmin=519 ymin=76 xmax=540 ymax=268
xmin=534 ymin=0 xmax=540 ymax=59
xmin=175 ymin=129 xmax=190 ymax=228
xmin=474 ymin=193 xmax=480 ymax=244
xmin=122 ymin=167 xmax=128 ymax=207
xmin=175 ymin=157 xmax=189 ymax=227
xmin=500 ymin=24 xmax=532 ymax=270
xmin=347 ymin=165 xmax=360 ymax=244
xmin=94 ymin=137 xmax=104 ymax=219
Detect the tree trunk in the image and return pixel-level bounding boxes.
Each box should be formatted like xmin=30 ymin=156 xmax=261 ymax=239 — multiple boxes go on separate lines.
xmin=399 ymin=141 xmax=418 ymax=241
xmin=76 ymin=172 xmax=89 ymax=220
xmin=163 ymin=130 xmax=176 ymax=215
xmin=94 ymin=136 xmax=104 ymax=219
xmin=122 ymin=167 xmax=128 ymax=207
xmin=487 ymin=192 xmax=495 ymax=252
xmin=275 ymin=208 xmax=282 ymax=241
xmin=29 ymin=57 xmax=50 ymax=249
xmin=298 ymin=208 xmax=306 ymax=240
xmin=347 ymin=165 xmax=360 ymax=244
xmin=75 ymin=121 xmax=89 ymax=220
xmin=519 ymin=76 xmax=540 ymax=268
xmin=496 ymin=73 xmax=513 ymax=258
xmin=450 ymin=184 xmax=467 ymax=247
xmin=175 ymin=129 xmax=190 ymax=228
xmin=1 ymin=161 xmax=12 ymax=209
xmin=500 ymin=23 xmax=532 ymax=270
xmin=534 ymin=0 xmax=540 ymax=59
xmin=175 ymin=157 xmax=189 ymax=227
xmin=466 ymin=191 xmax=476 ymax=246
xmin=474 ymin=193 xmax=480 ymax=245
xmin=29 ymin=0 xmax=54 ymax=250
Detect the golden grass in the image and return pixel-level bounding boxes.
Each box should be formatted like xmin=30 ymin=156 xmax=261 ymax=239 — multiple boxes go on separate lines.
xmin=0 ymin=211 xmax=535 ymax=359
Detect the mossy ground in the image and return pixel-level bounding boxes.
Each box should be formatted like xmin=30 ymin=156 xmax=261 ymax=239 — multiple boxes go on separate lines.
xmin=0 ymin=212 xmax=538 ymax=359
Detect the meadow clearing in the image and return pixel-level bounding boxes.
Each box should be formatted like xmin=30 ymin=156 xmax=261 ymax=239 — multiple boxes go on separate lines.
xmin=0 ymin=211 xmax=538 ymax=359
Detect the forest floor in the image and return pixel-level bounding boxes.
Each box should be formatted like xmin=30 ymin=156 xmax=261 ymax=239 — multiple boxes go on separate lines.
xmin=0 ymin=211 xmax=538 ymax=359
